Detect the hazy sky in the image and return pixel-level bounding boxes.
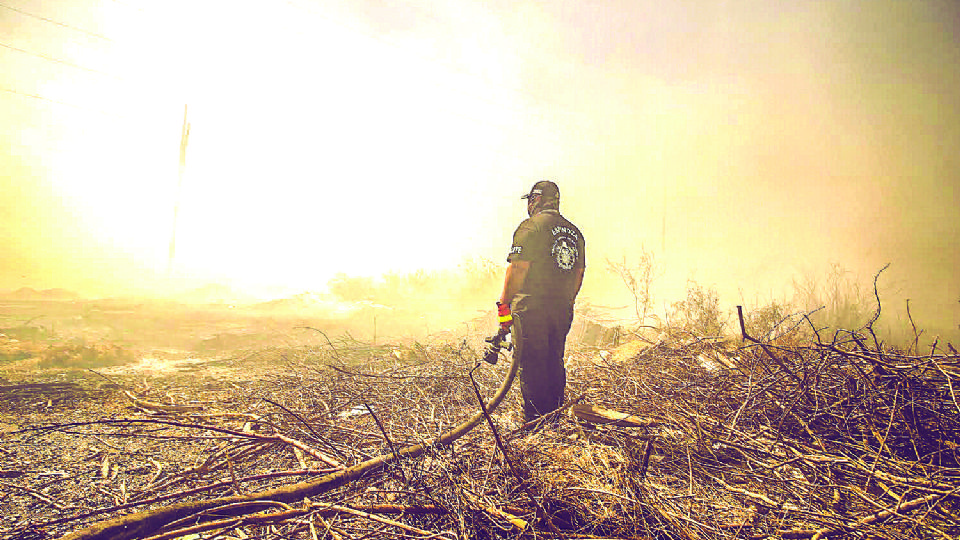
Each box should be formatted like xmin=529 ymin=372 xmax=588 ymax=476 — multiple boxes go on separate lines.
xmin=2 ymin=1 xmax=958 ymax=329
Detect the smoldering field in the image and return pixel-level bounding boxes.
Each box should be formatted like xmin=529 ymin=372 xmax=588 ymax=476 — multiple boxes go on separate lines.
xmin=2 ymin=256 xmax=954 ymax=370
xmin=0 ymin=259 xmax=504 ymax=370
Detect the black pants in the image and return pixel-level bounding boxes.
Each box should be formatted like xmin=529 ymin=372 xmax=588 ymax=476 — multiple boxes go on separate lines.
xmin=513 ymin=297 xmax=574 ymax=421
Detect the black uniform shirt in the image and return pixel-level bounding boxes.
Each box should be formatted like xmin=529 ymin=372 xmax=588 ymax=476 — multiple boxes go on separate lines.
xmin=506 ymin=209 xmax=586 ymax=303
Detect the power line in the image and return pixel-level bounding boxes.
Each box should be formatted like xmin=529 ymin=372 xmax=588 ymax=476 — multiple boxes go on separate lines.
xmin=0 ymin=2 xmax=588 ymax=162
xmin=1 ymin=85 xmax=126 ymax=119
xmin=1 ymin=0 xmax=567 ymax=128
xmin=0 ymin=2 xmax=113 ymax=42
xmin=0 ymin=40 xmax=187 ymax=125
xmin=0 ymin=0 xmax=588 ymax=138
xmin=0 ymin=41 xmax=123 ymax=80
xmin=0 ymin=22 xmax=532 ymax=142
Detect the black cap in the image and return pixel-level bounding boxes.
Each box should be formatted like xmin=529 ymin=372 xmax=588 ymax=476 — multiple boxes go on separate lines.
xmin=521 ymin=180 xmax=560 ymax=200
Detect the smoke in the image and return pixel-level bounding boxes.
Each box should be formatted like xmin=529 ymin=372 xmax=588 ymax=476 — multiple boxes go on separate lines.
xmin=1 ymin=1 xmax=957 ymax=344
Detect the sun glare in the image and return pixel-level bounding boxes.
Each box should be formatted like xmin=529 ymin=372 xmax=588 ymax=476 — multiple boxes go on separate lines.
xmin=20 ymin=1 xmax=534 ymax=293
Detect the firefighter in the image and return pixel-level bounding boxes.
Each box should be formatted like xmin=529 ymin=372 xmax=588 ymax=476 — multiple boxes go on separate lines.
xmin=497 ymin=180 xmax=586 ymax=422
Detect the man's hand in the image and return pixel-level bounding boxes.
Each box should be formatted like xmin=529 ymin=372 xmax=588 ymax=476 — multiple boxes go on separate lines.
xmin=482 ymin=325 xmax=512 ymax=365
xmin=497 ymin=301 xmax=513 ymax=330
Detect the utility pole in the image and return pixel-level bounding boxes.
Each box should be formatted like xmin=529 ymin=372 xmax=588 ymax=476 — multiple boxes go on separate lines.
xmin=661 ymin=183 xmax=666 ymax=254
xmin=168 ymin=104 xmax=190 ymax=276
xmin=661 ymin=165 xmax=667 ymax=255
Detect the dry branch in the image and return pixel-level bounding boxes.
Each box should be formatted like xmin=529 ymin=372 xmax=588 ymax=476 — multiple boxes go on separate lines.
xmin=570 ymin=403 xmax=657 ymax=428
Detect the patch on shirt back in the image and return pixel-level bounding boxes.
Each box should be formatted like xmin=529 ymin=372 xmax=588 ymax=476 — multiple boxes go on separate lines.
xmin=551 ymin=236 xmax=578 ymax=270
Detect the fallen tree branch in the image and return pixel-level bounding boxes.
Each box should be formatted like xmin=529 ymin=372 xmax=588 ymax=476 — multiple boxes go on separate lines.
xmin=39 ymin=469 xmax=337 ymax=529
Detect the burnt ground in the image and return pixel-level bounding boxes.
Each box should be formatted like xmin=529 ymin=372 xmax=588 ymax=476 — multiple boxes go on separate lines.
xmin=1 ymin=299 xmax=959 ymax=540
